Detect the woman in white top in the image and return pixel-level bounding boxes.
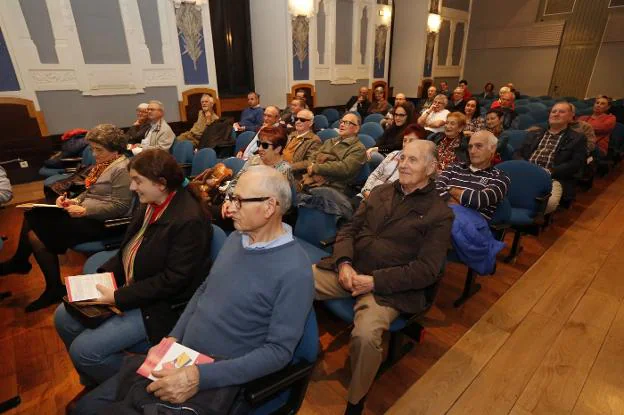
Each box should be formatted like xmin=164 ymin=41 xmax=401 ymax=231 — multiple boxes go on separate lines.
xmin=417 ymin=94 xmax=450 ymax=134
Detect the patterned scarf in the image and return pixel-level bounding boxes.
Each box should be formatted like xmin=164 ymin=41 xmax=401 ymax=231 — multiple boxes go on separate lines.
xmin=121 ymin=191 xmax=176 ymax=285
xmin=84 ymin=156 xmax=120 ymax=188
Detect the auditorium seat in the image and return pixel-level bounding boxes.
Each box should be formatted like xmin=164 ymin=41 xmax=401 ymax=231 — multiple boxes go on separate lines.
xmin=321 ymin=108 xmax=340 ymax=124
xmin=363 ymin=113 xmax=384 ymax=124
xmin=358 ymin=133 xmax=376 ymax=149
xmin=313 ymin=114 xmax=329 ymax=131
xmin=234 ymin=131 xmax=257 ymax=155
xmin=517 ymin=114 xmax=537 ymax=130
xmin=359 ymin=122 xmax=384 ymax=140
xmin=318 ymin=129 xmax=338 ymax=142
xmin=191 ymin=148 xmax=217 ymax=177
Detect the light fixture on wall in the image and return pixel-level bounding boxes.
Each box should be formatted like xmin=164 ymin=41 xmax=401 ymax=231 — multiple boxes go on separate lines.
xmin=288 ymin=0 xmax=315 ymax=18
xmin=379 ymin=6 xmax=392 ymax=24
xmin=427 ymin=12 xmax=442 ymax=33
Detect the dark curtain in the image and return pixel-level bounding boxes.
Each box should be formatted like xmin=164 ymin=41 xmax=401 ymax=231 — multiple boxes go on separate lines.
xmin=209 ymin=0 xmax=254 ymax=97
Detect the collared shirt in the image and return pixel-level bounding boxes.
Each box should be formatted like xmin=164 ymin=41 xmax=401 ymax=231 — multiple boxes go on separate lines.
xmin=241 ymin=223 xmax=294 ymax=250
xmin=529 ymin=129 xmax=565 ymax=170
xmin=141 ymin=120 xmax=161 ymax=148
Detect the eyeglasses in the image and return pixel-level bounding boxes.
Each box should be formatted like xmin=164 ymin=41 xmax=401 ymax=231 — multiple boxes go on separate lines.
xmin=224 ymin=194 xmax=274 ymax=209
xmin=295 ymin=117 xmax=312 ymax=123
xmin=339 ymin=119 xmax=358 ymax=127
xmin=258 ymin=141 xmax=274 ymax=149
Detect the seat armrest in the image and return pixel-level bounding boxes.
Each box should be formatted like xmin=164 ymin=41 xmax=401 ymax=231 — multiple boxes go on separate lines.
xmin=60 ymin=157 xmax=83 ymax=163
xmin=104 ymin=217 xmax=132 ymax=228
xmin=178 ymin=162 xmax=192 ymax=169
xmin=244 ymin=361 xmax=315 ymax=406
xmin=64 ymin=168 xmax=78 ymax=174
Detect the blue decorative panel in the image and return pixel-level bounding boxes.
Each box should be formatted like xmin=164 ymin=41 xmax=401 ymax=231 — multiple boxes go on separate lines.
xmin=0 ymin=28 xmax=20 ymax=91
xmin=292 ymin=15 xmax=309 ymax=80
xmin=293 ymin=53 xmax=309 ymax=80
xmin=175 ymin=4 xmax=208 ymax=85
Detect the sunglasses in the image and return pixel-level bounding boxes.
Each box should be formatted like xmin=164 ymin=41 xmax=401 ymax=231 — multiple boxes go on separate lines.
xmin=258 ymin=141 xmax=274 ymax=149
xmin=295 ymin=117 xmax=312 ymax=122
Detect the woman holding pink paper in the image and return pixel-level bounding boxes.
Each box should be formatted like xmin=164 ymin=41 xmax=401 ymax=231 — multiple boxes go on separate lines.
xmin=54 ymin=149 xmax=213 ymax=387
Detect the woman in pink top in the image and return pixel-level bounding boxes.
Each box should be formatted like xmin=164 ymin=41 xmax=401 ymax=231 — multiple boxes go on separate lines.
xmin=578 ymin=95 xmax=616 ymax=154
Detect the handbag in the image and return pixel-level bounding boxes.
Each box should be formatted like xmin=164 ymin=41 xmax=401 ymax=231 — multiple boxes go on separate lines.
xmin=62 ymin=296 xmax=116 ymax=329
xmin=190 ymin=163 xmax=233 ymax=206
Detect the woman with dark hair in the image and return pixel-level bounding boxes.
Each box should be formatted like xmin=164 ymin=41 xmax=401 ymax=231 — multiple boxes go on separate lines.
xmin=359 ymin=123 xmax=427 ymax=200
xmin=464 ymin=97 xmax=485 ymax=137
xmin=54 ymin=148 xmax=213 ymax=387
xmin=367 ymin=102 xmax=415 ymax=159
xmin=482 ymin=82 xmax=495 ymax=99
xmin=226 ymin=126 xmax=294 ymax=193
xmin=485 ymin=108 xmax=505 ymax=138
xmin=0 ymin=124 xmax=133 ymax=312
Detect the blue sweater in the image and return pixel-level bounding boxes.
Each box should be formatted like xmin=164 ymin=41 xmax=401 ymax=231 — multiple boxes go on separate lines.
xmin=239 ymin=107 xmax=264 ymax=132
xmin=169 ymin=231 xmax=314 ymax=389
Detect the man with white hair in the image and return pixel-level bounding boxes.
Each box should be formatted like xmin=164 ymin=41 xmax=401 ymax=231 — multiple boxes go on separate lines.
xmin=73 ymin=166 xmax=314 ymax=414
xmin=130 ymin=100 xmax=175 ymax=155
xmin=436 ymin=130 xmax=510 ymax=220
xmin=177 ymin=94 xmax=219 ymax=148
xmin=126 ymin=103 xmax=150 ymax=144
xmin=313 ymin=139 xmax=453 ymax=414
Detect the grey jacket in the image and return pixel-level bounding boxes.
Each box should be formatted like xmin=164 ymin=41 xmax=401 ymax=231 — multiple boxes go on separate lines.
xmin=0 ymin=166 xmax=12 ymax=204
xmin=76 ymin=156 xmax=132 ymax=221
xmin=144 ymin=119 xmax=175 ymax=151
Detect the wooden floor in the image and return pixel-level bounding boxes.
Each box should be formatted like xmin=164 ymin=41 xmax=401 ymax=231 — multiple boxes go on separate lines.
xmin=0 ymin=170 xmax=622 ymax=414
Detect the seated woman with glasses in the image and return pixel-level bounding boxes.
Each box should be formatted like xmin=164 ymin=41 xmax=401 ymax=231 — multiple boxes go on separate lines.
xmin=54 ymin=149 xmax=213 ymax=388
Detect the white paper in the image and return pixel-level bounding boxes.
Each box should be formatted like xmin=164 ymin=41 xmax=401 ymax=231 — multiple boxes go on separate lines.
xmin=149 ymin=342 xmax=201 ymax=380
xmin=16 ymin=203 xmax=62 ymax=209
xmin=65 ymin=272 xmax=116 ymax=302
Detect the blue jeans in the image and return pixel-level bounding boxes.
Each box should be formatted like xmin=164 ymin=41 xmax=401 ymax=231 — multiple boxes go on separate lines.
xmin=54 ymin=304 xmax=151 ymax=386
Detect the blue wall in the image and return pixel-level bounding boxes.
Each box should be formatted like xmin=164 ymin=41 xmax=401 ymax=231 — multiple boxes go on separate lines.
xmin=0 ymin=29 xmax=20 ymax=91
xmin=293 ymin=53 xmax=309 ymax=81
xmin=179 ymin=30 xmax=209 ymax=85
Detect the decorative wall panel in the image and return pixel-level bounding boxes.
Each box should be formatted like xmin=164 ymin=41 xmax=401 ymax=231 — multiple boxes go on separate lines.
xmin=292 ymin=15 xmax=310 ymax=80
xmin=373 ymin=24 xmax=387 ymax=78
xmin=0 ymin=28 xmax=20 ymax=91
xmin=175 ymin=3 xmax=209 ymax=85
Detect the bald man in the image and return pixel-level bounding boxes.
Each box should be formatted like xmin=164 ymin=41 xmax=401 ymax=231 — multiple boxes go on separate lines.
xmin=313 ymin=139 xmax=453 ymax=414
xmin=282 ymin=109 xmax=322 ymax=181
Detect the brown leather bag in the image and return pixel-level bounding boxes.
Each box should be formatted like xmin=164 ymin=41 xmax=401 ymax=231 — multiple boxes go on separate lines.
xmin=191 ymin=163 xmax=233 ymax=205
xmin=62 ymin=296 xmax=116 ymax=329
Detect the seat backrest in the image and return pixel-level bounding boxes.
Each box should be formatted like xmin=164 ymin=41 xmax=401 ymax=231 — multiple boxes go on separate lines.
xmin=515 ymin=106 xmax=531 ymax=114
xmin=364 ymin=113 xmax=384 ymax=124
xmin=527 ymin=102 xmax=547 ymax=112
xmin=191 ymin=148 xmax=217 ymax=176
xmin=515 ymin=99 xmax=529 ymax=106
xmin=321 ymin=108 xmax=340 ymax=124
xmin=210 ymin=224 xmax=227 ymax=262
xmin=235 ymin=131 xmax=257 ymax=154
xmin=612 ymin=122 xmax=624 ymax=140
xmin=330 ymin=119 xmax=340 ymax=129
xmin=222 ymin=157 xmax=246 ymax=175
xmin=171 ymin=140 xmax=194 ymax=164
xmin=358 ymin=133 xmax=376 ymax=149
xmin=351 ymin=162 xmax=371 ymax=186
xmin=359 ymin=122 xmax=384 ymax=140
xmin=517 ymin=114 xmax=537 ymax=130
xmin=497 ymin=160 xmax=552 ymax=212
xmin=528 ymin=109 xmax=548 ymax=123
xmin=318 ymin=129 xmax=338 ymax=142
xmin=313 ymin=114 xmax=329 ymax=130
xmin=489 ymin=197 xmax=512 ymax=225
xmin=502 ymin=129 xmax=529 ymax=151
xmin=294 ymin=206 xmax=338 ymax=248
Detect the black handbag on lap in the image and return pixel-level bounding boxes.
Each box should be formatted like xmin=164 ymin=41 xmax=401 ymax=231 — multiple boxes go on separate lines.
xmin=62 ymin=296 xmax=116 ymax=329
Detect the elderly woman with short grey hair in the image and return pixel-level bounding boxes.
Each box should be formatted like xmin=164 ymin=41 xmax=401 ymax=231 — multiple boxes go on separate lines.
xmin=0 ymin=124 xmax=133 ymax=312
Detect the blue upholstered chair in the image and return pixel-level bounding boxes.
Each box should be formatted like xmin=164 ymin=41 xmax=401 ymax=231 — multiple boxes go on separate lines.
xmin=358 ymin=133 xmax=376 ymax=149
xmin=359 ymin=122 xmax=384 ymax=140
xmin=170 ymin=139 xmax=194 ymax=175
xmin=502 ymin=129 xmax=528 ymax=152
xmin=234 ymin=131 xmax=257 ymax=155
xmin=515 ymin=106 xmax=530 ymax=115
xmin=222 ymin=157 xmax=246 ymax=176
xmin=497 ymin=160 xmax=552 ymax=262
xmin=293 ymin=206 xmax=339 ymax=261
xmin=313 ymin=114 xmax=329 ymax=130
xmin=527 ymin=102 xmax=548 ymax=113
xmin=330 ymin=119 xmax=340 ymax=129
xmin=321 ymin=108 xmax=341 ymax=124
xmin=317 ymin=129 xmax=339 ymax=142
xmin=363 ymin=113 xmax=384 ymax=124
xmin=516 ymin=114 xmax=537 ymax=130
xmin=40 ymin=146 xmax=95 ymax=179
xmin=191 ymin=148 xmax=217 ymax=176
xmin=529 ymin=109 xmax=549 ymax=123
xmin=247 ymin=310 xmax=319 ymax=414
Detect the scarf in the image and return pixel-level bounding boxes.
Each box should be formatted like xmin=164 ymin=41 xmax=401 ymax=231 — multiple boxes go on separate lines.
xmin=84 ymin=156 xmax=120 ymax=188
xmin=121 ymin=191 xmax=176 ymax=285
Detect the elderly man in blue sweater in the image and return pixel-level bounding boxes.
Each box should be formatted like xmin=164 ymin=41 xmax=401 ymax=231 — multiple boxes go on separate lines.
xmin=73 ymin=166 xmax=314 ymax=414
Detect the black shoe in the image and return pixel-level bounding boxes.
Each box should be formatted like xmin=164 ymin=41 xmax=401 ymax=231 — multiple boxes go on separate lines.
xmin=25 ymin=289 xmax=64 ymax=313
xmin=344 ymin=397 xmax=366 ymax=415
xmin=0 ymin=260 xmax=32 ymax=276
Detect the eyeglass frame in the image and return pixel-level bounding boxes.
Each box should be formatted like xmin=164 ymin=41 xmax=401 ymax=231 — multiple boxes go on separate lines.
xmin=339 ymin=119 xmax=359 ymax=127
xmin=224 ymin=194 xmax=277 ymax=210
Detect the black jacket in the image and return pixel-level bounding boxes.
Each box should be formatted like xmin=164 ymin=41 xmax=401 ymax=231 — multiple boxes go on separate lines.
xmin=513 ymin=126 xmax=586 ymax=199
xmin=448 ymin=99 xmax=466 ymax=114
xmin=345 ymin=96 xmax=371 ymax=119
xmin=102 ymin=188 xmax=213 ymax=343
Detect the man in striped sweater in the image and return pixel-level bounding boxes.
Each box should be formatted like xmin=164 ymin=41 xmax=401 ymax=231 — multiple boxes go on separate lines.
xmin=436 ymin=130 xmax=510 ymax=220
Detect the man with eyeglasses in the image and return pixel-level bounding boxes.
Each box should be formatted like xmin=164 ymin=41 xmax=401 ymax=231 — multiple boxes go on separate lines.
xmin=130 ymin=100 xmax=175 ymax=155
xmin=237 ymin=105 xmax=283 ymax=160
xmin=301 ymin=112 xmax=366 ymax=193
xmin=73 ymin=166 xmax=314 ymax=414
xmin=313 ymin=140 xmax=453 ymax=414
xmin=282 ymin=109 xmax=322 ymax=181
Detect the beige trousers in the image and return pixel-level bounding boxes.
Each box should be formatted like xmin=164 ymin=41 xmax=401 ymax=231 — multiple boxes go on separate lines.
xmin=313 ymin=265 xmax=399 ymax=404
xmin=545 ymin=180 xmax=563 ymax=214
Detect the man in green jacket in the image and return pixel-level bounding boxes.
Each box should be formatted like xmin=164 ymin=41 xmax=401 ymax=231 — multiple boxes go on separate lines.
xmin=303 ymin=112 xmax=366 ymax=192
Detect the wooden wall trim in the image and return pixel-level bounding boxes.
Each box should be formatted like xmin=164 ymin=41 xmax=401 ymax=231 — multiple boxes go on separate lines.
xmin=0 ymin=97 xmax=49 ymax=137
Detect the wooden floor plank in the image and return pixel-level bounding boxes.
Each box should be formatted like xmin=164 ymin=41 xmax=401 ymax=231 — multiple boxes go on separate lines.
xmin=512 ymin=291 xmax=619 ymax=414
xmin=571 ymin=303 xmax=624 ymax=415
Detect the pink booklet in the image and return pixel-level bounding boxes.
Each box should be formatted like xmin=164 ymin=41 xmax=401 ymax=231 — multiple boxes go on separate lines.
xmin=137 ymin=337 xmax=214 ymax=380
